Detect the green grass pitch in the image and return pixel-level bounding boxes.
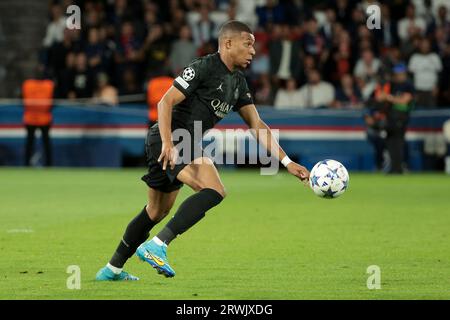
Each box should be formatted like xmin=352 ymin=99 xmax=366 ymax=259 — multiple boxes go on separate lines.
xmin=1 ymin=168 xmax=449 ymax=300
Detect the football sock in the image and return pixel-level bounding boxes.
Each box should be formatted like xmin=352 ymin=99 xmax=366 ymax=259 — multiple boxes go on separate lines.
xmin=109 ymin=206 xmax=156 ymax=268
xmin=106 ymin=262 xmax=122 ymax=275
xmin=156 ymin=188 xmax=223 ymax=245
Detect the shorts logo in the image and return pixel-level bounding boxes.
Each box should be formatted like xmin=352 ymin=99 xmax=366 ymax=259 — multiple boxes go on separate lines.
xmin=182 ymin=67 xmax=195 ymax=81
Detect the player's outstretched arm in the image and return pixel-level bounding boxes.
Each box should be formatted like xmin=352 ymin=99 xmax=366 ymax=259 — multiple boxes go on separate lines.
xmin=238 ymin=104 xmax=310 ymax=182
xmin=157 ymin=86 xmax=186 ymax=170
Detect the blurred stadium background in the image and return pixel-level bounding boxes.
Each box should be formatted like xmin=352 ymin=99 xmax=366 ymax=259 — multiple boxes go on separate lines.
xmin=1 ymin=0 xmax=450 ymax=300
xmin=0 ymin=0 xmax=449 ymax=171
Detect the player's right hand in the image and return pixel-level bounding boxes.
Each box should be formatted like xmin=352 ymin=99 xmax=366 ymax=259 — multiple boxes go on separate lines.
xmin=158 ymin=142 xmax=177 ymax=170
xmin=287 ymin=162 xmax=310 ymax=186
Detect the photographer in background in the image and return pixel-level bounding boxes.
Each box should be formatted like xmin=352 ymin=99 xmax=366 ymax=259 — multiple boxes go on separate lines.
xmin=371 ymin=64 xmax=414 ymax=174
xmin=364 ymin=99 xmax=388 ymax=171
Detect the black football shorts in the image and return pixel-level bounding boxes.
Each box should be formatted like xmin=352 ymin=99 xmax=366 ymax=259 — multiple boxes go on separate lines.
xmin=141 ymin=124 xmax=203 ymax=193
xmin=141 ymin=125 xmax=186 ymax=193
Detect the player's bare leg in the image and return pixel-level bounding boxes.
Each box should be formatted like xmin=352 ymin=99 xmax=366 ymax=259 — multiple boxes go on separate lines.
xmin=146 ymin=188 xmax=180 ymax=222
xmin=96 ymin=188 xmax=179 ymax=281
xmin=137 ymin=157 xmax=225 ymax=277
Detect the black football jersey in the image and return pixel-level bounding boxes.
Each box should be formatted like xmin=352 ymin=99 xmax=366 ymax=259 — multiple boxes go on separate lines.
xmin=171 ymin=52 xmax=253 ymax=136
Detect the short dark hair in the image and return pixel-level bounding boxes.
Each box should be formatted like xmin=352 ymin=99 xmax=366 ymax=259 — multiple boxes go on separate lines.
xmin=218 ymin=20 xmax=252 ymax=40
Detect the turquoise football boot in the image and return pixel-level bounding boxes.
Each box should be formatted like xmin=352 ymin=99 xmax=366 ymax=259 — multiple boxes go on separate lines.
xmin=95 ymin=266 xmax=139 ymax=281
xmin=136 ymin=239 xmax=175 ymax=278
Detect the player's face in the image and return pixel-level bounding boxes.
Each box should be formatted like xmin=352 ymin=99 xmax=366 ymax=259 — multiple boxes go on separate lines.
xmin=231 ymin=32 xmax=256 ymax=69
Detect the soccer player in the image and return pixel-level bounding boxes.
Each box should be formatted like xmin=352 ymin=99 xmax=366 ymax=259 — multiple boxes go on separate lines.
xmin=96 ymin=21 xmax=310 ymax=281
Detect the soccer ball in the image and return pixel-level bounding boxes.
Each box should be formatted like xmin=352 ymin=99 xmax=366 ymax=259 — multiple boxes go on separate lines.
xmin=309 ymin=159 xmax=349 ymax=199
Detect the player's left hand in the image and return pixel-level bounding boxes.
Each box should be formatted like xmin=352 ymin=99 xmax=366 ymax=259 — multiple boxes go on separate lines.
xmin=287 ymin=162 xmax=310 ymax=185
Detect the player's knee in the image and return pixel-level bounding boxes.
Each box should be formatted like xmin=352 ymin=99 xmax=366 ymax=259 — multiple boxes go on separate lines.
xmin=216 ymin=186 xmax=226 ymax=199
xmin=146 ymin=204 xmax=166 ymax=223
xmin=205 ymin=185 xmax=226 ymax=199
xmin=194 ymin=182 xmax=226 ymax=198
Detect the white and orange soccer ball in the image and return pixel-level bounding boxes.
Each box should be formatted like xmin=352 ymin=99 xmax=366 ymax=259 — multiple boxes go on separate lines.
xmin=309 ymin=159 xmax=349 ymax=199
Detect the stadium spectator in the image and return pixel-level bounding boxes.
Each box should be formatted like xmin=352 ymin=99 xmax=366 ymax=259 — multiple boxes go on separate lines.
xmin=34 ymin=0 xmax=450 ymax=109
xmin=332 ymin=74 xmax=363 ymax=109
xmin=408 ymin=37 xmax=442 ymax=108
xmin=47 ymin=28 xmax=73 ymax=84
xmin=356 ymin=24 xmax=377 ymax=55
xmin=93 ymin=73 xmax=119 ymax=106
xmin=97 ymin=25 xmax=116 ymax=79
xmin=68 ymin=52 xmax=94 ymax=99
xmin=107 ymin=0 xmax=137 ymax=29
xmin=269 ymin=24 xmax=301 ymax=83
xmin=332 ymin=0 xmax=354 ymax=27
xmin=253 ymin=73 xmax=274 ymax=106
xmin=320 ymin=7 xmax=337 ymax=46
xmin=326 ymin=31 xmax=353 ymax=85
xmin=347 ymin=6 xmax=366 ymax=41
xmin=401 ymin=33 xmax=422 ymax=61
xmin=302 ymin=17 xmax=328 ymax=69
xmin=0 ymin=22 xmax=5 ymax=87
xmin=141 ymin=23 xmax=171 ymax=79
xmin=432 ymin=0 xmax=450 ymax=14
xmin=235 ymin=0 xmax=259 ymax=29
xmin=167 ymin=4 xmax=187 ymax=37
xmin=141 ymin=1 xmax=159 ymax=41
xmin=169 ymin=25 xmax=197 ymax=76
xmin=255 ymin=0 xmax=286 ymax=29
xmin=42 ymin=3 xmax=66 ymax=48
xmin=354 ymin=48 xmax=381 ymax=100
xmin=274 ymin=78 xmax=302 ymax=109
xmin=297 ymin=54 xmax=317 ymax=87
xmin=86 ymin=28 xmax=106 ymax=76
xmin=117 ymin=68 xmax=140 ymax=97
xmin=56 ymin=52 xmax=76 ymax=99
xmin=115 ymin=21 xmax=143 ymax=70
xmin=437 ymin=28 xmax=450 ymax=105
xmin=84 ymin=1 xmax=103 ymax=29
xmin=397 ymin=4 xmax=426 ymax=44
xmin=190 ymin=5 xmax=217 ymax=48
xmin=434 ymin=26 xmax=450 ymax=56
xmin=374 ymin=4 xmax=399 ymax=50
xmin=427 ymin=5 xmax=450 ymax=35
xmin=296 ymin=69 xmax=335 ymax=109
xmin=417 ymin=0 xmax=435 ymax=29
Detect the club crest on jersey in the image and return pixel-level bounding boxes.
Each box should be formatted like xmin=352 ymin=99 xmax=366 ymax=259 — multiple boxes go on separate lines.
xmin=182 ymin=67 xmax=195 ymax=81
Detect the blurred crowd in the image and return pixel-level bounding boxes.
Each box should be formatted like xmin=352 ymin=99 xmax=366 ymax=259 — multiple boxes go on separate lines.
xmin=39 ymin=0 xmax=450 ymax=109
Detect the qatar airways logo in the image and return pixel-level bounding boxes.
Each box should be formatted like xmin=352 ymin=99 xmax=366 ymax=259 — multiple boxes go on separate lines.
xmin=211 ymin=99 xmax=233 ymax=118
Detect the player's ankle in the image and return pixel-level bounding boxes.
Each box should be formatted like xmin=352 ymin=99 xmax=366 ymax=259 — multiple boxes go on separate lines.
xmin=152 ymin=236 xmax=167 ymax=247
xmin=106 ymin=262 xmax=123 ymax=275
